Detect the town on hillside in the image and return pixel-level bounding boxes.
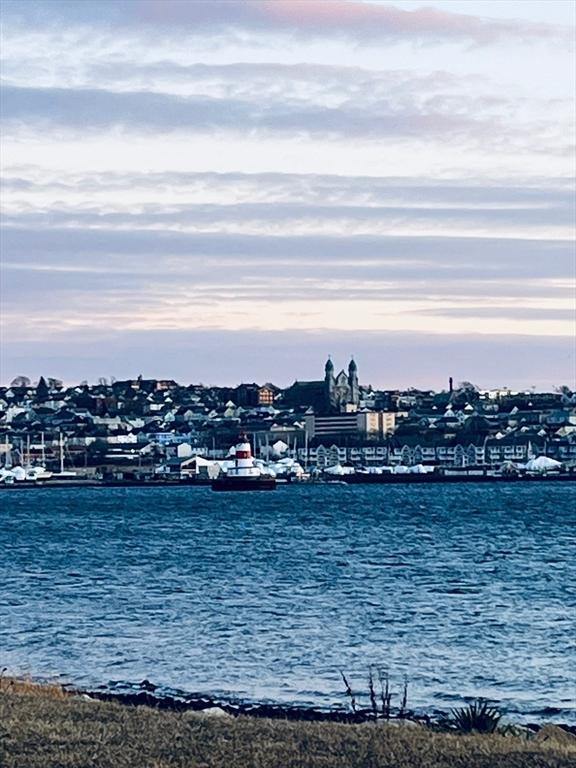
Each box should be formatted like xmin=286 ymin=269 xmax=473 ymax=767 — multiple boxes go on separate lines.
xmin=1 ymin=358 xmax=575 ymax=482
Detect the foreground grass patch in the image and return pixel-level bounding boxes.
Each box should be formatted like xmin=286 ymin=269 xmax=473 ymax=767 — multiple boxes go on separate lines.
xmin=0 ymin=679 xmax=574 ymax=768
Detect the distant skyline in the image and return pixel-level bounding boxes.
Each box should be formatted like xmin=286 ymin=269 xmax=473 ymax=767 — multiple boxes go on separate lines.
xmin=1 ymin=0 xmax=575 ymax=389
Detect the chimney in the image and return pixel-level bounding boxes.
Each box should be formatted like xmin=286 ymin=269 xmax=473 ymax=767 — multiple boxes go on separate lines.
xmin=449 ymin=376 xmax=454 ymax=393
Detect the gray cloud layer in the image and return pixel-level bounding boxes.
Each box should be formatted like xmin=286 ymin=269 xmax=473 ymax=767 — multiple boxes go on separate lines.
xmin=1 ymin=83 xmax=497 ymax=143
xmin=3 ymin=164 xmax=572 ymax=370
xmin=4 ymin=170 xmax=572 ymax=208
xmin=2 ymin=221 xmax=572 ymax=337
xmin=4 ymin=202 xmax=573 ymax=231
xmin=3 ymin=226 xmax=571 ymax=277
xmin=2 ymin=0 xmax=570 ymax=46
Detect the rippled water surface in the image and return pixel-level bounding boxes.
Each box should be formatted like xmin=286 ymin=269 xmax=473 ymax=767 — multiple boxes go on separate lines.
xmin=1 ymin=484 xmax=575 ymax=721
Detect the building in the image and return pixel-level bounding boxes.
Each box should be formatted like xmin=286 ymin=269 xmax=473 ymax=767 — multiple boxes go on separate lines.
xmin=283 ymin=357 xmax=360 ymax=414
xmin=233 ymin=383 xmax=278 ymax=407
xmin=305 ymin=409 xmax=396 ymax=440
xmin=325 ymin=357 xmax=359 ymax=412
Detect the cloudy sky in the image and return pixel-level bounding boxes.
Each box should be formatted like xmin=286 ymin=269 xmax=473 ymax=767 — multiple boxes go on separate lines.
xmin=1 ymin=0 xmax=574 ymax=389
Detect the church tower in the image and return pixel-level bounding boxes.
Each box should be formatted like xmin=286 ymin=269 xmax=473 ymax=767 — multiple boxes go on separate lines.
xmin=348 ymin=358 xmax=359 ymax=405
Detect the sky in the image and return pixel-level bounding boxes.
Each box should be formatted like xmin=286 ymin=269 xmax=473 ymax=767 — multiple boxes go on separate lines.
xmin=1 ymin=0 xmax=575 ymax=390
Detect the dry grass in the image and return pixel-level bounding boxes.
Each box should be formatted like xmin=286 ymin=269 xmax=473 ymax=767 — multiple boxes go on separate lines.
xmin=0 ymin=675 xmax=68 ymax=700
xmin=1 ymin=678 xmax=575 ymax=768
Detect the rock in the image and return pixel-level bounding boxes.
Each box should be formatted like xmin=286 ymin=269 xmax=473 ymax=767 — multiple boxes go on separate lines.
xmin=498 ymin=724 xmax=533 ymax=739
xmin=379 ymin=718 xmax=425 ymax=729
xmin=534 ymin=725 xmax=576 ymax=746
xmin=194 ymin=707 xmax=233 ymax=719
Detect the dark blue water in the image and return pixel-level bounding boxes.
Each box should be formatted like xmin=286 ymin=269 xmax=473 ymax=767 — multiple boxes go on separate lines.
xmin=1 ymin=484 xmax=575 ymax=722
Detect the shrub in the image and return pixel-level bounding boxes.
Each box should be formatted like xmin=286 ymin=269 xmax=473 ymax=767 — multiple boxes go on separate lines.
xmin=341 ymin=669 xmax=409 ymax=721
xmin=449 ymin=699 xmax=502 ymax=733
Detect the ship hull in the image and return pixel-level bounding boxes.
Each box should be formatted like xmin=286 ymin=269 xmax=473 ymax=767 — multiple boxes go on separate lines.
xmin=211 ymin=476 xmax=276 ymax=492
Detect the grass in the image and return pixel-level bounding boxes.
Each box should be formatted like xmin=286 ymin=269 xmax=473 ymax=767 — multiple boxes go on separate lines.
xmin=1 ymin=678 xmax=575 ymax=768
xmin=0 ymin=675 xmax=68 ymax=700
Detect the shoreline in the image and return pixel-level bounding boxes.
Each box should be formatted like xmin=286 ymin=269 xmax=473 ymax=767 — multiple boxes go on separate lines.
xmin=2 ymin=472 xmax=575 ymax=490
xmin=5 ymin=675 xmax=575 ymax=732
xmin=85 ymin=682 xmax=576 ymax=732
xmin=86 ymin=681 xmax=576 ymax=733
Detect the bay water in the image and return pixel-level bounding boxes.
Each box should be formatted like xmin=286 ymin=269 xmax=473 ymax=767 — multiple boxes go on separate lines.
xmin=1 ymin=484 xmax=574 ymax=722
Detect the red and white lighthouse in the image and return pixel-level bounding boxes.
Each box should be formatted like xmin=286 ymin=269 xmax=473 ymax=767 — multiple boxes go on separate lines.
xmin=212 ymin=434 xmax=276 ymax=491
xmin=234 ymin=435 xmax=253 ymax=464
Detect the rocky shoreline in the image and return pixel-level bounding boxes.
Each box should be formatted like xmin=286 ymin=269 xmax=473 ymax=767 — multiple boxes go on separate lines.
xmin=80 ymin=679 xmax=576 ymax=736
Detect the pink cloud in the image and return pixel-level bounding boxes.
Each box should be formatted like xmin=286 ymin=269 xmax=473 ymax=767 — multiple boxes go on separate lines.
xmin=135 ymin=0 xmax=569 ymax=45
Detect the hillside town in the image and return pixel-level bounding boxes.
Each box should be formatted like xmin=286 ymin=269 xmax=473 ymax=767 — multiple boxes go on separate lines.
xmin=1 ymin=358 xmax=575 ymax=483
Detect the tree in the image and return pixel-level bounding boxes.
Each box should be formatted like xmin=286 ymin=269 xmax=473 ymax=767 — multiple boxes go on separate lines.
xmin=556 ymin=385 xmax=576 ymax=405
xmin=456 ymin=381 xmax=480 ymax=394
xmin=10 ymin=376 xmax=31 ymax=388
xmin=451 ymin=381 xmax=481 ymax=405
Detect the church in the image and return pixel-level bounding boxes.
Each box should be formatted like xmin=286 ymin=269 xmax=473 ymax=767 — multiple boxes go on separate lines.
xmin=282 ymin=358 xmax=360 ymax=414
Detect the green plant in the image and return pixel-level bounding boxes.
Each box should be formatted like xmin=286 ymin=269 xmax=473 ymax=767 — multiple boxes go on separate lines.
xmin=449 ymin=699 xmax=502 ymax=733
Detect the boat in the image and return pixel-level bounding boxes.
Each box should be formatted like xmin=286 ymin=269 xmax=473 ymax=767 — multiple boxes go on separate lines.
xmin=211 ymin=435 xmax=276 ymax=492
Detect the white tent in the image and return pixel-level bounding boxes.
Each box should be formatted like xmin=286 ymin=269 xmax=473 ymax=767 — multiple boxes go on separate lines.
xmin=0 ymin=468 xmax=15 ymax=483
xmin=9 ymin=466 xmax=26 ymax=480
xmin=524 ymin=456 xmax=562 ymax=472
xmin=180 ymin=455 xmax=220 ymax=478
xmin=269 ymin=458 xmax=304 ymax=477
xmin=324 ymin=464 xmax=355 ymax=476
